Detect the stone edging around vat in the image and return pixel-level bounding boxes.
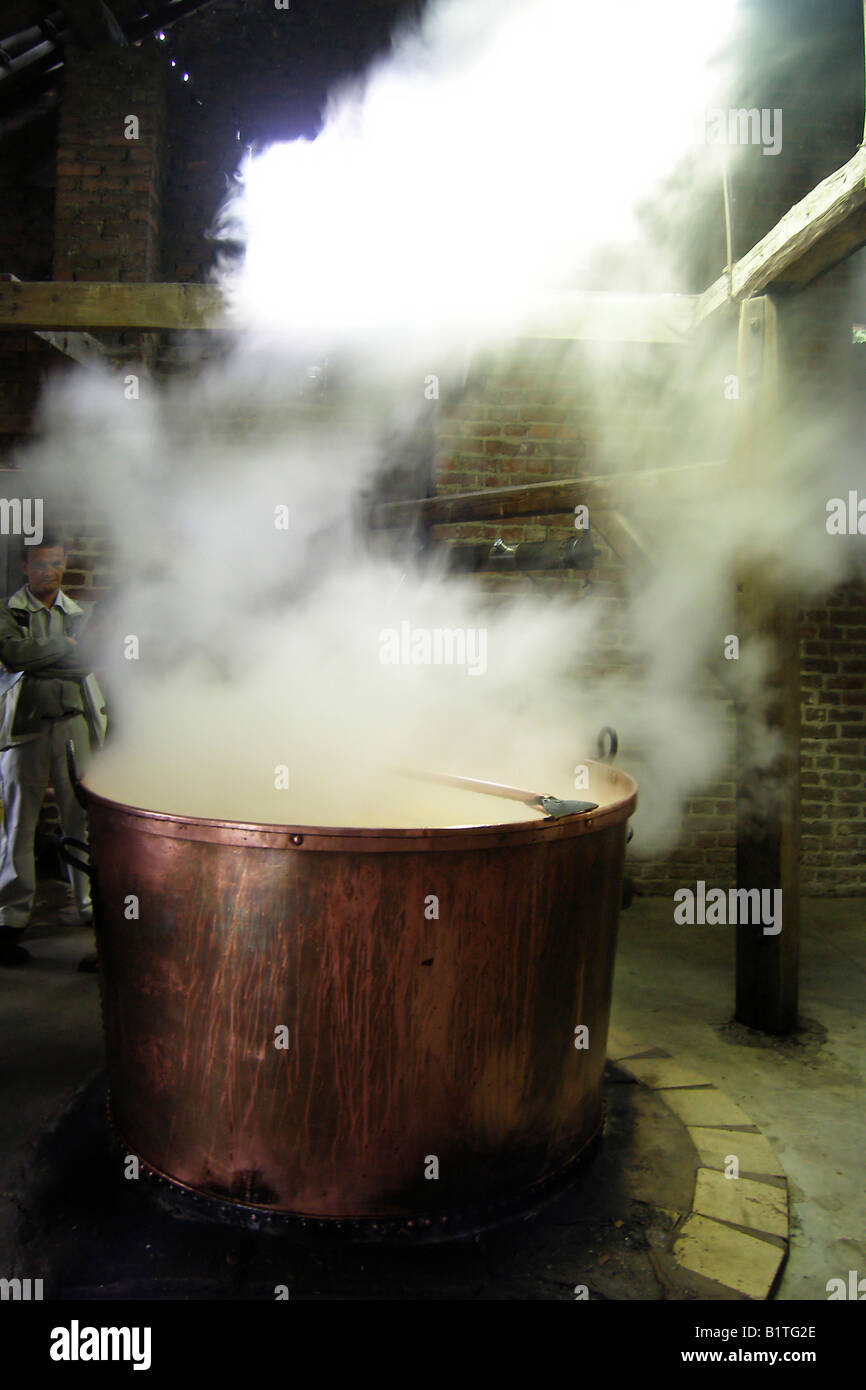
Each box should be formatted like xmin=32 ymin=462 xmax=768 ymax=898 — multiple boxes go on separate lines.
xmin=607 ymin=1027 xmax=789 ymax=1301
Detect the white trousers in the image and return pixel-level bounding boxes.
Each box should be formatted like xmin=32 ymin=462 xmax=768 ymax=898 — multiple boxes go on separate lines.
xmin=0 ymin=715 xmax=92 ymax=928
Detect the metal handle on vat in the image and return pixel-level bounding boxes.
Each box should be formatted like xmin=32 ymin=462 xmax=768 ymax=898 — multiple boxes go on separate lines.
xmin=57 ymin=835 xmax=92 ymax=878
xmin=65 ymin=738 xmax=87 ymax=809
xmin=596 ymin=727 xmax=618 ymax=761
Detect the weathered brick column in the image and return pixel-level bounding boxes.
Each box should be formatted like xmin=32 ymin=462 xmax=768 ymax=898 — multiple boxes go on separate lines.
xmin=53 ymin=40 xmax=166 ymax=368
xmin=54 ymin=43 xmax=166 ymax=282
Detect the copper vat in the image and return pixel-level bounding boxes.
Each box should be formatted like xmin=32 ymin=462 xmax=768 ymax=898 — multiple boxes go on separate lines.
xmin=77 ymin=758 xmax=637 ymax=1236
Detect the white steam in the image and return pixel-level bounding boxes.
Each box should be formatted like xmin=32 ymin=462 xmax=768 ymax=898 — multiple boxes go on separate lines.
xmin=17 ymin=0 xmax=865 ymax=844
xmin=220 ymin=0 xmax=738 ymax=358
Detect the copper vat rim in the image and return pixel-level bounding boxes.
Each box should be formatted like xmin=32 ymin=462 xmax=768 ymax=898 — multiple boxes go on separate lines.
xmin=81 ymin=759 xmax=638 ymax=853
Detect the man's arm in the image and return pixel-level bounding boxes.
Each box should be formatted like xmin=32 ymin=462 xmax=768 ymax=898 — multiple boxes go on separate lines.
xmin=63 ymin=603 xmax=103 ymax=672
xmin=0 ymin=606 xmax=81 ymax=673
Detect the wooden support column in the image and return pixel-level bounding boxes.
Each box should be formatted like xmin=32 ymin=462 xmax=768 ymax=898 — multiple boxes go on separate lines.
xmin=733 ymin=296 xmax=801 ymax=1034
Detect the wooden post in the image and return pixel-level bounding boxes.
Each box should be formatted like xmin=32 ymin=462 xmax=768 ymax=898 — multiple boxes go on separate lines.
xmin=733 ymin=296 xmax=801 ymax=1033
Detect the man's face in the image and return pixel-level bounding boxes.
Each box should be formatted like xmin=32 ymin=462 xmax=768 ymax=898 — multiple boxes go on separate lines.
xmin=22 ymin=546 xmax=66 ymax=602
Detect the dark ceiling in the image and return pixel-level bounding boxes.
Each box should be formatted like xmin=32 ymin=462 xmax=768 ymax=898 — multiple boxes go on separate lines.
xmin=0 ymin=0 xmax=418 ymax=137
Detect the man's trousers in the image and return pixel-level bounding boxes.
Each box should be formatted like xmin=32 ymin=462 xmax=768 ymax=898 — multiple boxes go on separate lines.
xmin=0 ymin=715 xmax=92 ymax=929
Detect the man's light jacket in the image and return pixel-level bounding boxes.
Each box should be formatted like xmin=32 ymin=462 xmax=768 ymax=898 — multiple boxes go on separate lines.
xmin=0 ymin=586 xmax=107 ymax=752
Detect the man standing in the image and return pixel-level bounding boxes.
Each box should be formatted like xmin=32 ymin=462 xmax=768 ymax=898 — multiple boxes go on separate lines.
xmin=0 ymin=533 xmax=107 ymax=966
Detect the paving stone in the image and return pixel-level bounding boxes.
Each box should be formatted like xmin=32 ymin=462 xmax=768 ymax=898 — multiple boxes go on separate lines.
xmin=12 ymin=1070 xmax=692 ymax=1303
xmin=673 ymin=1213 xmax=785 ymax=1300
xmin=659 ymin=1088 xmax=758 ymax=1129
xmin=619 ymin=1057 xmax=713 ymax=1090
xmin=693 ymin=1168 xmax=788 ymax=1237
xmin=606 ymin=1027 xmax=655 ymax=1060
xmin=688 ymin=1126 xmax=786 ymax=1177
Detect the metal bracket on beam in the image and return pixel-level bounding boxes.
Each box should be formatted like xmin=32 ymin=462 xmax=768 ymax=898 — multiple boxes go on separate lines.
xmin=0 ymin=275 xmax=106 ymax=365
xmin=34 ymin=329 xmax=105 ymax=366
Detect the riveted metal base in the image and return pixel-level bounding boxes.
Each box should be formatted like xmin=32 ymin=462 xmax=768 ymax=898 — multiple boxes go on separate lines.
xmin=108 ymin=1093 xmax=607 ymax=1245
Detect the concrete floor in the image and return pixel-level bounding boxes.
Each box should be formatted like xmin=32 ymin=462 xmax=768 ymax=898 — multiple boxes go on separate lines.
xmin=0 ymin=885 xmax=863 ymax=1300
xmin=611 ymin=894 xmax=866 ymax=1301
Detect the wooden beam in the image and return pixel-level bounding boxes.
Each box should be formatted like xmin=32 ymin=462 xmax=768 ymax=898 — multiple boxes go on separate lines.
xmin=698 ymin=146 xmax=866 ymax=324
xmin=0 ymin=281 xmax=223 ymax=331
xmin=0 ymin=276 xmax=106 ymax=365
xmin=0 ymin=281 xmax=700 ymax=342
xmin=57 ymin=0 xmax=127 ymax=47
xmin=732 ymin=296 xmax=801 ymax=1035
xmin=6 ymin=135 xmax=866 ymax=338
xmin=368 ymin=461 xmax=724 ymax=530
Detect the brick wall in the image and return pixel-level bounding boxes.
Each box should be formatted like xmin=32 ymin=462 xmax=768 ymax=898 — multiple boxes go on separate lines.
xmin=52 ymin=40 xmax=166 ymax=379
xmin=54 ymin=44 xmax=166 ymax=284
xmin=801 ymin=581 xmax=866 ymax=893
xmin=786 ymin=259 xmax=866 ymax=894
xmin=433 ymin=340 xmax=739 ymax=894
xmin=433 ymin=302 xmax=865 ymax=895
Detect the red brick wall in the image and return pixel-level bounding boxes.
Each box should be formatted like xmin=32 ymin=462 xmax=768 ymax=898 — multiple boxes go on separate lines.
xmin=785 ymin=260 xmax=866 ymax=895
xmin=433 ymin=341 xmax=739 ymax=894
xmin=54 ymin=45 xmax=166 ymax=284
xmin=801 ymin=580 xmax=866 ymax=893
xmin=433 ymin=316 xmax=866 ymax=896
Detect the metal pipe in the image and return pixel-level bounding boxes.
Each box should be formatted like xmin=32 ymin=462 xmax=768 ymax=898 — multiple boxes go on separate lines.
xmin=722 ymin=151 xmax=735 ymax=300
xmin=438 ymin=535 xmax=596 ymax=575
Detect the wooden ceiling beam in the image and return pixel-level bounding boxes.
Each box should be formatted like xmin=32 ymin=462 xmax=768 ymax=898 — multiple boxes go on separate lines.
xmin=0 ymin=280 xmax=703 ymax=341
xmin=698 ymin=145 xmax=866 ymax=323
xmin=0 ymin=280 xmax=219 ymax=330
xmin=0 ymin=274 xmax=106 ymax=363
xmin=56 ymin=0 xmax=126 ymax=46
xmin=5 ymin=119 xmax=866 ymax=346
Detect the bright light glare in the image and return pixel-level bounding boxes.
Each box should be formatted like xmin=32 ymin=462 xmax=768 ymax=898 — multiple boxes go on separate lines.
xmin=226 ymin=0 xmax=739 ymax=354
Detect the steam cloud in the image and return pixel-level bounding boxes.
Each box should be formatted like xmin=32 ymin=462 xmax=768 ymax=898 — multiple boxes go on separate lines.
xmin=19 ymin=0 xmax=866 ymax=844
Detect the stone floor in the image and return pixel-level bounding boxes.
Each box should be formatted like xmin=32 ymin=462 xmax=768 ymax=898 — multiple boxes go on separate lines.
xmin=0 ymin=882 xmax=863 ymax=1300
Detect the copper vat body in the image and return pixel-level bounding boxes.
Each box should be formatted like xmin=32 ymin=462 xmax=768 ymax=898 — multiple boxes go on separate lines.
xmin=82 ymin=761 xmax=637 ymax=1230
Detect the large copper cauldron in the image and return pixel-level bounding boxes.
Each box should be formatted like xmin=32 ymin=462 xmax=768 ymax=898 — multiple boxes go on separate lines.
xmin=72 ymin=755 xmax=637 ymax=1238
